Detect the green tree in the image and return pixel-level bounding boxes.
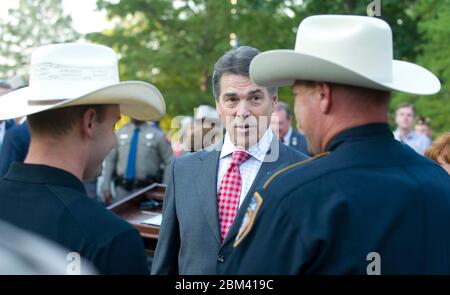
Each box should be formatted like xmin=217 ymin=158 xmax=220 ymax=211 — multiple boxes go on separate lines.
xmin=88 ymin=0 xmax=300 ymax=117
xmin=0 ymin=0 xmax=80 ymax=79
xmin=390 ymin=0 xmax=450 ymax=136
xmin=90 ymin=0 xmax=448 ymax=135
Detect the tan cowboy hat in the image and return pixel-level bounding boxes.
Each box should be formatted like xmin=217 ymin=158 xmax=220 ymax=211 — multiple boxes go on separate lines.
xmin=250 ymin=15 xmax=441 ymax=95
xmin=0 ymin=43 xmax=166 ymax=120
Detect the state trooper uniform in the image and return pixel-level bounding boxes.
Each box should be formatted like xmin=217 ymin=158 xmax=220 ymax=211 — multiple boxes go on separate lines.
xmin=223 ymin=124 xmax=450 ymax=274
xmin=102 ymin=121 xmax=174 ymax=201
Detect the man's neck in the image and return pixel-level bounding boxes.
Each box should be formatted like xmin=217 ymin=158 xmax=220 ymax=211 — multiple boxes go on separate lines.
xmin=322 ymin=118 xmax=388 ymax=153
xmin=25 ymin=138 xmax=86 ymax=180
xmin=398 ymin=127 xmax=412 ymax=139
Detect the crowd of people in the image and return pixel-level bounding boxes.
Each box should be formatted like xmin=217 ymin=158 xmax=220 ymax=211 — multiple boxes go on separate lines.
xmin=0 ymin=15 xmax=449 ymax=275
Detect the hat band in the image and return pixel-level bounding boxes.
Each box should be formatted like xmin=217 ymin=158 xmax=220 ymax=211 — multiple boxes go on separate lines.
xmin=31 ymin=63 xmax=117 ymax=81
xmin=28 ymin=99 xmax=68 ymax=105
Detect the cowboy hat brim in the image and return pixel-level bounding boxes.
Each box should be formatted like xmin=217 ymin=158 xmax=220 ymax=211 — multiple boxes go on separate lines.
xmin=0 ymin=81 xmax=166 ymax=121
xmin=249 ymin=50 xmax=441 ymax=95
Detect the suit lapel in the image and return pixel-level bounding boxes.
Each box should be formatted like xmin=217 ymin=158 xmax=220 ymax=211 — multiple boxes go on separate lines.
xmin=195 ymin=147 xmax=222 ymax=243
xmin=222 ymin=138 xmax=282 ymax=246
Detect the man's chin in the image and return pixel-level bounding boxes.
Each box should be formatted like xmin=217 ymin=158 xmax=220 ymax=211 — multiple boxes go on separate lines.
xmin=231 ymin=131 xmax=261 ymax=148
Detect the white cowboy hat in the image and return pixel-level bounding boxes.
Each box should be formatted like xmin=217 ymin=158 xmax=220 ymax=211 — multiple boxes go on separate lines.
xmin=250 ymin=15 xmax=441 ymax=95
xmin=0 ymin=43 xmax=166 ymax=120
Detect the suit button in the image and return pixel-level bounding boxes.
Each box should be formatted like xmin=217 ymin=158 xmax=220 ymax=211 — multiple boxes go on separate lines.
xmin=217 ymin=255 xmax=225 ymax=263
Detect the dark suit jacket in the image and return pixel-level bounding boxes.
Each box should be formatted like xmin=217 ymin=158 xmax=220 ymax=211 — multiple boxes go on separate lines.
xmin=151 ymin=136 xmax=308 ymax=274
xmin=288 ymin=129 xmax=310 ymax=156
xmin=0 ymin=122 xmax=30 ymax=177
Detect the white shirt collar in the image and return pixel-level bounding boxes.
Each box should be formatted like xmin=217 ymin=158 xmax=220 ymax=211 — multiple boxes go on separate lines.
xmin=283 ymin=126 xmax=293 ymax=145
xmin=220 ymin=128 xmax=273 ymax=162
xmin=394 ymin=128 xmax=415 ymax=140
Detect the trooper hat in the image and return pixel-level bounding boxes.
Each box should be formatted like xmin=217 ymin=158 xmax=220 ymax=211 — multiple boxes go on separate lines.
xmin=250 ymin=15 xmax=440 ymax=95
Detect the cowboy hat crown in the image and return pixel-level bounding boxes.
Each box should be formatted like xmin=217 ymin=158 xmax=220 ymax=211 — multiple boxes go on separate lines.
xmin=0 ymin=43 xmax=166 ymax=120
xmin=250 ymin=15 xmax=440 ymax=95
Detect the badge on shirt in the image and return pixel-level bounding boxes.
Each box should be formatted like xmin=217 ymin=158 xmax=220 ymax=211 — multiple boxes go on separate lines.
xmin=233 ymin=192 xmax=263 ymax=248
xmin=119 ymin=133 xmax=129 ymax=145
xmin=292 ymin=136 xmax=298 ymax=146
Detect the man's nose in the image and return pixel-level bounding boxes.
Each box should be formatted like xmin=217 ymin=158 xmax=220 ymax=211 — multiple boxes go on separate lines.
xmin=236 ymin=101 xmax=250 ymax=119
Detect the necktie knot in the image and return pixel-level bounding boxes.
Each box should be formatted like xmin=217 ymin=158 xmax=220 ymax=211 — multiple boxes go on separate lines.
xmin=231 ymin=150 xmax=250 ymax=166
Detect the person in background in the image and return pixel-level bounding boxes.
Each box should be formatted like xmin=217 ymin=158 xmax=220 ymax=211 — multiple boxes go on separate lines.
xmin=425 ymin=132 xmax=450 ymax=176
xmin=394 ymin=103 xmax=431 ymax=155
xmin=0 ymin=81 xmax=16 ymax=153
xmin=415 ymin=116 xmax=433 ymax=140
xmin=0 ymin=121 xmax=30 ymax=178
xmin=102 ymin=118 xmax=174 ymax=205
xmin=271 ymin=101 xmax=310 ymax=156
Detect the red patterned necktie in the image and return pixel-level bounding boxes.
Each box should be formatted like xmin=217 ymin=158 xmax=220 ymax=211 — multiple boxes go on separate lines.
xmin=218 ymin=150 xmax=251 ymax=241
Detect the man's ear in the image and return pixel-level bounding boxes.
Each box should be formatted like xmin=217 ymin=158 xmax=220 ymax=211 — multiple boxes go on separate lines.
xmin=271 ymin=95 xmax=278 ymax=113
xmin=81 ymin=108 xmax=97 ymax=139
xmin=317 ymin=82 xmax=332 ymax=114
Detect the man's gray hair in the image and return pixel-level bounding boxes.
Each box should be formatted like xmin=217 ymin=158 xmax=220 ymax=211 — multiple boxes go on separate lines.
xmin=274 ymin=101 xmax=292 ymax=119
xmin=212 ymin=46 xmax=277 ymax=100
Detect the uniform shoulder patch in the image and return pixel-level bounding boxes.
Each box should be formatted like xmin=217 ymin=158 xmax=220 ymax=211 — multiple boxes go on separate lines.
xmin=262 ymin=152 xmax=329 ymax=189
xmin=233 ymin=192 xmax=263 ymax=248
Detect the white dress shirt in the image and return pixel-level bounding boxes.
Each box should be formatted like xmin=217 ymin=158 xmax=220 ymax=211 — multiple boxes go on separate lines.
xmin=217 ymin=129 xmax=273 ymax=208
xmin=282 ymin=126 xmax=293 ymax=146
xmin=393 ymin=129 xmax=432 ymax=155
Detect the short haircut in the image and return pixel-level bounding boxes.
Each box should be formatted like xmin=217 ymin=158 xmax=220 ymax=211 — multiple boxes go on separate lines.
xmin=416 ymin=116 xmax=431 ymax=126
xmin=274 ymin=101 xmax=292 ymax=119
xmin=212 ymin=45 xmax=277 ymax=100
xmin=28 ymin=104 xmax=108 ymax=137
xmin=293 ymin=80 xmax=391 ymax=108
xmin=425 ymin=132 xmax=450 ymax=164
xmin=396 ymin=103 xmax=416 ymax=116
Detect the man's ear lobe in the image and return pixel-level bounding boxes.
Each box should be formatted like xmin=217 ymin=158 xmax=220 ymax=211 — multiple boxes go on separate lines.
xmin=82 ymin=109 xmax=97 ymax=138
xmin=318 ymin=82 xmax=332 ymax=114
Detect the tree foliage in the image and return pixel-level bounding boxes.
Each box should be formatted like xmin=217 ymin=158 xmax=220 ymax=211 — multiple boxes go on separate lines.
xmin=88 ymin=0 xmax=448 ymax=134
xmin=0 ymin=0 xmax=80 ymax=79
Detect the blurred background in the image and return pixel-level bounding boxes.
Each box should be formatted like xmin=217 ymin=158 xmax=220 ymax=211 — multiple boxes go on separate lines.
xmin=0 ymin=0 xmax=449 ymax=137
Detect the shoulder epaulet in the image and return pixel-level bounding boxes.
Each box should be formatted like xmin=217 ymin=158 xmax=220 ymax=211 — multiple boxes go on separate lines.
xmin=262 ymin=152 xmax=330 ymax=189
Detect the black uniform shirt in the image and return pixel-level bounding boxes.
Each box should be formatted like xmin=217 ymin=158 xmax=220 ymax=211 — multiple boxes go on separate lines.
xmin=224 ymin=123 xmax=450 ymax=274
xmin=0 ymin=162 xmax=149 ymax=274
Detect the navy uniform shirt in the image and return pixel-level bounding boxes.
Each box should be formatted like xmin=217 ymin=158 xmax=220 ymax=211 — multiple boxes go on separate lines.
xmin=0 ymin=163 xmax=149 ymax=274
xmin=223 ymin=123 xmax=450 ymax=274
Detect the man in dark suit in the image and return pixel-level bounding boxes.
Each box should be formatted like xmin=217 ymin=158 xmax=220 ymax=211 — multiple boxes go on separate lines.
xmin=151 ymin=46 xmax=308 ymax=275
xmin=271 ymin=101 xmax=309 ymax=156
xmin=0 ymin=81 xmax=16 ymax=153
xmin=223 ymin=15 xmax=450 ymax=274
xmin=0 ymin=121 xmax=30 ymax=177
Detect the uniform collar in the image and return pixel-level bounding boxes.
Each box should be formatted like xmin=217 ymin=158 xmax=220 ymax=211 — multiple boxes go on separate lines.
xmin=327 ymin=123 xmax=393 ymax=152
xmin=220 ymin=128 xmax=274 ymax=162
xmin=4 ymin=162 xmax=86 ymax=194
